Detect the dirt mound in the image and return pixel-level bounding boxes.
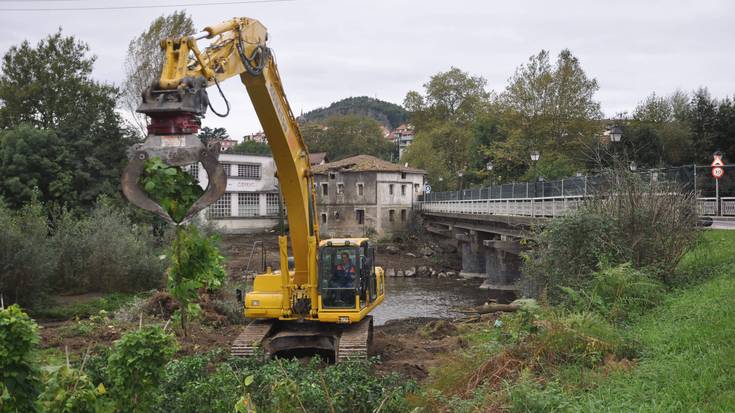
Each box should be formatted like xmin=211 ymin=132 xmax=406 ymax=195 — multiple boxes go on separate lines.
xmin=143 ymin=291 xmax=179 ymax=318
xmin=418 ymin=320 xmax=458 ymax=339
xmin=373 ymin=318 xmax=468 ymax=381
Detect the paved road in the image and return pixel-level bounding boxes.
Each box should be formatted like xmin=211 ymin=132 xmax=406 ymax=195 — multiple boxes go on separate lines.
xmin=710 ymin=218 xmax=735 ymax=230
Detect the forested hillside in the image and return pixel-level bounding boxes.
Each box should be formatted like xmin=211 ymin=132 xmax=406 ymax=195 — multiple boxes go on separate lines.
xmin=299 ymin=96 xmax=408 ymax=129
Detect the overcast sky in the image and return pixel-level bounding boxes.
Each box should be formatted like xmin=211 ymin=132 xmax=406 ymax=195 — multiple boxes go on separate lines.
xmin=0 ymin=0 xmax=733 ymax=139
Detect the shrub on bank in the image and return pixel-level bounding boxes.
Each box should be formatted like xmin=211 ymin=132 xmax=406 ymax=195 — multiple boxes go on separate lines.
xmin=0 ymin=305 xmax=42 ymax=413
xmin=0 ymin=199 xmax=55 ymax=306
xmin=50 ymin=197 xmax=165 ymax=293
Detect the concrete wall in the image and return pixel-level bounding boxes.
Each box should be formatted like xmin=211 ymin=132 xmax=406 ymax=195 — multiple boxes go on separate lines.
xmin=196 ymin=153 xmax=282 ymax=234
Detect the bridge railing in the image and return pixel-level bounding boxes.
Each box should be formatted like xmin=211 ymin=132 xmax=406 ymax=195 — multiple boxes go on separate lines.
xmin=418 ymin=195 xmax=587 ymax=218
xmin=418 ymin=165 xmax=735 ymax=218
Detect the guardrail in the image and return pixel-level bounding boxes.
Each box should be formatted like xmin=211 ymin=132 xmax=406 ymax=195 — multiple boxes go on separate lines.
xmin=419 ymin=196 xmax=735 ymax=218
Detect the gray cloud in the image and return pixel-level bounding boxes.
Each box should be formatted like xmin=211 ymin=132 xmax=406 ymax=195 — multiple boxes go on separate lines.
xmin=0 ymin=0 xmax=733 ymax=138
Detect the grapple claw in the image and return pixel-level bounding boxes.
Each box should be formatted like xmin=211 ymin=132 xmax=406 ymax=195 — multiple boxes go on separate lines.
xmin=121 ymin=134 xmax=227 ymax=224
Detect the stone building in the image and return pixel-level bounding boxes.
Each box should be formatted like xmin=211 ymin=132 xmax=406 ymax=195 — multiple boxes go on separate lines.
xmin=312 ymin=155 xmax=426 ymax=237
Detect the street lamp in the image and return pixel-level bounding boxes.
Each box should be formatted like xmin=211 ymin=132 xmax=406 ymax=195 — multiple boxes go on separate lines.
xmin=530 ymin=150 xmax=540 ymax=162
xmin=486 ymin=161 xmax=494 ymax=171
xmin=457 ymin=171 xmax=464 ymax=192
xmin=609 ymin=125 xmax=623 ymax=143
xmin=629 ymin=161 xmax=637 ymax=171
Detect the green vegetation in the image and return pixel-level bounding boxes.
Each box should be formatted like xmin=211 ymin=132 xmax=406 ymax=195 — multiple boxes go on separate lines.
xmin=167 ymin=225 xmax=226 ymax=336
xmin=300 ymin=96 xmax=408 ymax=130
xmin=107 ymin=326 xmax=178 ymax=413
xmin=0 ymin=305 xmax=42 ymax=413
xmin=0 ymin=197 xmax=164 ymax=308
xmin=139 ymin=157 xmax=204 ymax=223
xmin=302 ymin=114 xmax=395 ymax=161
xmin=0 ymin=31 xmax=133 ymax=211
xmin=30 ymin=293 xmax=142 ymax=321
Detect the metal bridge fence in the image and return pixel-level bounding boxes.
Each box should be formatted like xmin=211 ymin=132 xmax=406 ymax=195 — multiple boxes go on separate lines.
xmin=418 ymin=165 xmax=735 ymax=218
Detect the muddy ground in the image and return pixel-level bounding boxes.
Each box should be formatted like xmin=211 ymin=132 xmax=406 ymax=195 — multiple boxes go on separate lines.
xmin=36 ymin=229 xmax=472 ymax=380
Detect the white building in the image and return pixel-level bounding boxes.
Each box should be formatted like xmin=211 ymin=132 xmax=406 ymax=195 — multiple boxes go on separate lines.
xmin=195 ymin=153 xmax=281 ymax=233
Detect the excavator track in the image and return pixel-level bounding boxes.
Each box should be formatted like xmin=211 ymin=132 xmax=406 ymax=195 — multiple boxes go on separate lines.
xmin=231 ymin=320 xmax=274 ymax=357
xmin=336 ymin=316 xmax=373 ymax=362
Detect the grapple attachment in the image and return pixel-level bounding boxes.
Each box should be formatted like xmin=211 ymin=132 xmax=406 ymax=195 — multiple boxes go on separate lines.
xmin=121 ymin=76 xmax=227 ymax=224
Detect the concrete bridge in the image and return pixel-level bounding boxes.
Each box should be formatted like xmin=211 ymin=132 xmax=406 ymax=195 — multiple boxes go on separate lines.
xmin=417 ymin=169 xmax=731 ymax=293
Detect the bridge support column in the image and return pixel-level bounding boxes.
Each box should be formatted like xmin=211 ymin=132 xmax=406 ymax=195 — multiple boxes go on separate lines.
xmin=480 ymin=238 xmax=522 ymax=290
xmin=455 ymin=230 xmax=486 ymax=279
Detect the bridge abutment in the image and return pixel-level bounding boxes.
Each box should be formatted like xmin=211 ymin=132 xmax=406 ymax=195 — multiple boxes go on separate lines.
xmin=456 ymin=231 xmax=486 ymax=279
xmin=480 ymin=238 xmax=522 ymax=290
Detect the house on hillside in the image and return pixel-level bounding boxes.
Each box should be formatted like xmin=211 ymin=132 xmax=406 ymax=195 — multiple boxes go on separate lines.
xmin=312 ymin=155 xmax=426 ymax=237
xmin=194 ymin=153 xmax=281 ymax=233
xmin=388 ymin=123 xmax=415 ymax=158
xmin=242 ymin=131 xmax=267 ymax=143
xmin=309 ymin=152 xmax=329 ymax=166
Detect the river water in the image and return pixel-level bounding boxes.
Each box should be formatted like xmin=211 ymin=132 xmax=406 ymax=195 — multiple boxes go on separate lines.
xmin=371 ymin=277 xmax=504 ymax=326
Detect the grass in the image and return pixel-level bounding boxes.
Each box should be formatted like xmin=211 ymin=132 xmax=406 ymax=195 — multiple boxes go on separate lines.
xmin=417 ymin=229 xmax=735 ymax=412
xmin=30 ymin=292 xmax=143 ymax=320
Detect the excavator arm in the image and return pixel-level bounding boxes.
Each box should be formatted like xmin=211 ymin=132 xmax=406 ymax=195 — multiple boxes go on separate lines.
xmin=123 ymin=17 xmax=320 ymax=316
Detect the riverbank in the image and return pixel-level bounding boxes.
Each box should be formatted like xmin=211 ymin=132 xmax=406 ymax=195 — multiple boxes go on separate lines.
xmin=406 ymin=229 xmax=735 ymax=411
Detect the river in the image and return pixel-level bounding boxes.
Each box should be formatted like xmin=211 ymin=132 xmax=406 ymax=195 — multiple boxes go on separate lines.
xmin=371 ymin=277 xmax=508 ymax=326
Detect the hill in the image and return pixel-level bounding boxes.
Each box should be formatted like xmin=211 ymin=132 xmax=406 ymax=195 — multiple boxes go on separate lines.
xmin=299 ymin=96 xmax=408 ymax=129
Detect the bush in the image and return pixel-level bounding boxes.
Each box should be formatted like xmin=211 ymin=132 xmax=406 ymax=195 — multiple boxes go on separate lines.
xmin=562 ymin=263 xmax=665 ymax=322
xmin=37 ymin=366 xmax=103 ymax=413
xmin=0 ymin=198 xmax=55 ymax=306
xmin=107 ymin=326 xmax=177 ymax=413
xmin=0 ymin=305 xmax=42 ymax=413
xmin=50 ymin=196 xmax=165 ymax=293
xmin=523 ymin=168 xmax=698 ymax=300
xmin=523 ymin=209 xmax=624 ymax=300
xmin=508 ymin=373 xmax=571 ymax=413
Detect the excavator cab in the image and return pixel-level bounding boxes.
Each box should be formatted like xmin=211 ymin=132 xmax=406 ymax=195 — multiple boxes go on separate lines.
xmin=319 ymin=240 xmax=381 ymax=310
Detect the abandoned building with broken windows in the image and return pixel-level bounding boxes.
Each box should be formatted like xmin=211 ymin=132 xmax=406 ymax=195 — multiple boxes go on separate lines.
xmin=312 ymin=155 xmax=426 ymax=237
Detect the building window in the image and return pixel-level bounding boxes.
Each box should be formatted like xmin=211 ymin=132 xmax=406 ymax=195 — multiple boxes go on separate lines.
xmin=221 ymin=163 xmax=231 ymax=176
xmin=208 ymin=194 xmax=231 ymax=218
xmin=334 ymin=211 xmax=340 ymax=220
xmin=389 ymin=209 xmax=395 ymax=222
xmin=321 ymin=183 xmax=328 ymax=196
xmin=401 ymin=172 xmax=407 ymax=179
xmin=329 ymin=172 xmax=336 ymax=180
xmin=266 ymin=193 xmax=280 ymax=215
xmin=414 ymin=183 xmax=420 ymax=193
xmin=401 ymin=184 xmax=406 ymax=195
xmin=356 ymin=209 xmax=364 ymax=225
xmin=187 ymin=163 xmax=199 ymax=180
xmin=389 ymin=184 xmax=394 ymax=195
xmin=400 ymin=209 xmax=407 ymax=222
xmin=236 ymin=163 xmax=261 ymax=180
xmin=357 ymin=183 xmax=364 ymax=196
xmin=336 ymin=183 xmax=344 ymax=195
xmin=238 ymin=193 xmax=259 ymax=216
xmin=321 ymin=213 xmax=327 ymax=224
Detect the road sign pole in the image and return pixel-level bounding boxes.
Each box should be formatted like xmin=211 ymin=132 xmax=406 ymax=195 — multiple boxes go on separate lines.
xmin=716 ymin=178 xmax=720 ymax=216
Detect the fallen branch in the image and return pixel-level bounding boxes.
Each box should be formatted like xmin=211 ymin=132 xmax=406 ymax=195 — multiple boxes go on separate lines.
xmin=459 ymin=303 xmax=520 ymax=314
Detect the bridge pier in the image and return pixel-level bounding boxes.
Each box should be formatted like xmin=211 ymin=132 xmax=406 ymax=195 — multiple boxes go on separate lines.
xmin=455 ymin=231 xmax=486 ymax=279
xmin=480 ymin=238 xmax=522 ymax=290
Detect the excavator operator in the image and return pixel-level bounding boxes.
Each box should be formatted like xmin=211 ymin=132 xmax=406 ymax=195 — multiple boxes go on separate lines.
xmin=334 ymin=252 xmax=357 ymax=288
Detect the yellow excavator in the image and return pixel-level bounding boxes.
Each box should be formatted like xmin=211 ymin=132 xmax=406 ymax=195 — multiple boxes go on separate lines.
xmin=122 ymin=17 xmax=384 ymax=362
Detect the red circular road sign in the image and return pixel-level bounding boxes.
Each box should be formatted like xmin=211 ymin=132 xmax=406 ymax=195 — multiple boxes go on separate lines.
xmin=712 ymin=166 xmax=725 ymax=179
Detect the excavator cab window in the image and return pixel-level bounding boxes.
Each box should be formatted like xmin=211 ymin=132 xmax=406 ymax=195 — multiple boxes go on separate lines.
xmin=319 ymin=246 xmax=359 ymax=309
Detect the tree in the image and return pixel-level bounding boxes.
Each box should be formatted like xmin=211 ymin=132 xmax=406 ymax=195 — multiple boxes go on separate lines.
xmin=0 ymin=31 xmax=132 ymax=210
xmin=488 ymin=49 xmax=602 ymax=180
xmin=402 ymin=123 xmax=474 ymax=191
xmin=404 ymin=67 xmax=491 ymax=129
xmin=198 ymin=126 xmax=229 ymax=144
xmin=302 ymin=115 xmax=393 ymax=161
xmin=0 ymin=126 xmax=74 ymax=209
xmin=122 ymin=11 xmax=195 ymax=137
xmin=230 ymin=140 xmax=271 ymax=155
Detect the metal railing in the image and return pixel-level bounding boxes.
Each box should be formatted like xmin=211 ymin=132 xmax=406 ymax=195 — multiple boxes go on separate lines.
xmin=418 ymin=166 xmax=735 ymax=218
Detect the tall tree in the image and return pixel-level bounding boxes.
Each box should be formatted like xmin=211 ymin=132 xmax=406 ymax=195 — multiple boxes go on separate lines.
xmin=122 ymin=11 xmax=195 ymax=137
xmin=198 ymin=126 xmax=229 ymax=143
xmin=302 ymin=115 xmax=393 ymax=161
xmin=0 ymin=31 xmax=131 ymax=209
xmin=489 ymin=49 xmax=602 ymax=180
xmin=404 ymin=66 xmax=491 ymax=129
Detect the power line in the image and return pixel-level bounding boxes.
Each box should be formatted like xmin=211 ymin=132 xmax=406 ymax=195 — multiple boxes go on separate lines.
xmin=0 ymin=0 xmax=294 ymax=11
